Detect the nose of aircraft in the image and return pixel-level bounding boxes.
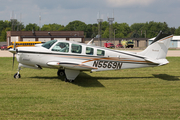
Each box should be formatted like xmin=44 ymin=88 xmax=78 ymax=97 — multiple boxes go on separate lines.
xmin=9 ymin=48 xmax=18 ymax=54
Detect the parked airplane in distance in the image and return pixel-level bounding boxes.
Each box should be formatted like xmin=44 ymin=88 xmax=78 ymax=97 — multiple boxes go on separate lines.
xmin=9 ymin=31 xmax=173 ymax=82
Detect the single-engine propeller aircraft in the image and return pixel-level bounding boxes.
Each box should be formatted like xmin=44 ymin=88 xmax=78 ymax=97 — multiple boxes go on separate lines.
xmin=9 ymin=31 xmax=173 ymax=82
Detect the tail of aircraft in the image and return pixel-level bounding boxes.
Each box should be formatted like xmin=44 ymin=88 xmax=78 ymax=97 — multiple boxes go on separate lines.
xmin=138 ymin=31 xmax=173 ymax=65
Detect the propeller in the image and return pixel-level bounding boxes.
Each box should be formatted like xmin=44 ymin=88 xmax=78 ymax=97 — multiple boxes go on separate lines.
xmin=12 ymin=42 xmax=16 ymax=69
xmin=9 ymin=42 xmax=17 ymax=69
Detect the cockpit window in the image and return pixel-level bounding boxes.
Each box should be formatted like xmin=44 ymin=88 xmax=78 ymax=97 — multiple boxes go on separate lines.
xmin=42 ymin=40 xmax=57 ymax=49
xmin=52 ymin=42 xmax=69 ymax=52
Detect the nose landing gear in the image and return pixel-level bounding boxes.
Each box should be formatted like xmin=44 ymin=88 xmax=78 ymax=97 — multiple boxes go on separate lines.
xmin=57 ymin=69 xmax=78 ymax=83
xmin=14 ymin=66 xmax=21 ymax=79
xmin=14 ymin=72 xmax=21 ymax=79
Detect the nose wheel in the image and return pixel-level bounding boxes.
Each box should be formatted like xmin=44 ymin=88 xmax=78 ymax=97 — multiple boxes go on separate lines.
xmin=14 ymin=73 xmax=21 ymax=79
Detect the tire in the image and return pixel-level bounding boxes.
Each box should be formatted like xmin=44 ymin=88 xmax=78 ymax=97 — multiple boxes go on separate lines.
xmin=57 ymin=70 xmax=65 ymax=76
xmin=14 ymin=73 xmax=21 ymax=79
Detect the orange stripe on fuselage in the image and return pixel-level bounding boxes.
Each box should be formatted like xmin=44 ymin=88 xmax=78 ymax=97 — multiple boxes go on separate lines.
xmin=50 ymin=54 xmax=153 ymax=65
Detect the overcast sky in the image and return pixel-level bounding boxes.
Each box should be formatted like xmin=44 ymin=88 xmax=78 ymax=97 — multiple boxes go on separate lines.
xmin=0 ymin=0 xmax=180 ymax=28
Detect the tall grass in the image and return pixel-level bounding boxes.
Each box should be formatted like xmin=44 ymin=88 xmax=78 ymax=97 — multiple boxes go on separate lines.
xmin=0 ymin=57 xmax=180 ymax=119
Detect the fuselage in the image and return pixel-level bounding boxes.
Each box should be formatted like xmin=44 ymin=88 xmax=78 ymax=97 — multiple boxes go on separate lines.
xmin=15 ymin=40 xmax=157 ymax=72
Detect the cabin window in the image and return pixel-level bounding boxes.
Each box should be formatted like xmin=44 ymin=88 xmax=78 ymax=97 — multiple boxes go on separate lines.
xmin=97 ymin=49 xmax=105 ymax=56
xmin=86 ymin=47 xmax=94 ymax=55
xmin=42 ymin=40 xmax=57 ymax=49
xmin=71 ymin=44 xmax=82 ymax=54
xmin=52 ymin=42 xmax=69 ymax=52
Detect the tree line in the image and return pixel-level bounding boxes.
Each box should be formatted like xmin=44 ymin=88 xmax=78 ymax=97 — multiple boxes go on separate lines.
xmin=1 ymin=19 xmax=180 ymax=42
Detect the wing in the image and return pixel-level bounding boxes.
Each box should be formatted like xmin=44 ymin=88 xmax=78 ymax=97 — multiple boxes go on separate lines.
xmin=47 ymin=61 xmax=97 ymax=70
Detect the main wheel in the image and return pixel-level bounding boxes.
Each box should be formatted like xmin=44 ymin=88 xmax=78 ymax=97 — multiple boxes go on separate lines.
xmin=14 ymin=73 xmax=21 ymax=79
xmin=57 ymin=70 xmax=65 ymax=76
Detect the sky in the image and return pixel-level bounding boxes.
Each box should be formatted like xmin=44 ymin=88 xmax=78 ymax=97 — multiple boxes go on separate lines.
xmin=0 ymin=0 xmax=180 ymax=28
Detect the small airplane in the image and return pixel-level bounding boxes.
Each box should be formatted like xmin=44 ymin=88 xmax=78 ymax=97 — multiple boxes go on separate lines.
xmin=9 ymin=31 xmax=173 ymax=82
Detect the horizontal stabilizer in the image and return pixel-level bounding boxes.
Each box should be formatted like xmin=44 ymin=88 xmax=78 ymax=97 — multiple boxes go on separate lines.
xmin=145 ymin=58 xmax=169 ymax=66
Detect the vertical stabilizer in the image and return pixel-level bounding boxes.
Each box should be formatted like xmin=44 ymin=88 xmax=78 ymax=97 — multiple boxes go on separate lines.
xmin=138 ymin=32 xmax=173 ymax=60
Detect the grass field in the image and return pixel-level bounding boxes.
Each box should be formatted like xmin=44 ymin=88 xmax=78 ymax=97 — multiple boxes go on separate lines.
xmin=0 ymin=57 xmax=180 ymax=119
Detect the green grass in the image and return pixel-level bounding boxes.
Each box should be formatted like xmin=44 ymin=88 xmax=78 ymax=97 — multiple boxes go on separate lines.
xmin=0 ymin=57 xmax=180 ymax=119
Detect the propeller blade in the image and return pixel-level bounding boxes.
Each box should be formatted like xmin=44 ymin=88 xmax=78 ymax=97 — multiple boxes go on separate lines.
xmin=13 ymin=42 xmax=16 ymax=50
xmin=12 ymin=53 xmax=15 ymax=70
xmin=12 ymin=42 xmax=16 ymax=70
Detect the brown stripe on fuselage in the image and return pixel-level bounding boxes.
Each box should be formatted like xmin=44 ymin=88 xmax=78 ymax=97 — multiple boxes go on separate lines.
xmin=50 ymin=53 xmax=153 ymax=65
xmin=82 ymin=57 xmax=153 ymax=64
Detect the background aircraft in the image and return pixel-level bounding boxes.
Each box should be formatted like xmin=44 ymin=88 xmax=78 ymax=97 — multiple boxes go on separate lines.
xmin=9 ymin=31 xmax=173 ymax=82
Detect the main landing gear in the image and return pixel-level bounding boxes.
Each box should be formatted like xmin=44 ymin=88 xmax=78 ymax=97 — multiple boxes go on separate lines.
xmin=57 ymin=70 xmax=65 ymax=77
xmin=57 ymin=69 xmax=75 ymax=83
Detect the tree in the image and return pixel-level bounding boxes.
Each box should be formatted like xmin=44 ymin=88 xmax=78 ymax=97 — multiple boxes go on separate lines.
xmin=91 ymin=24 xmax=98 ymax=38
xmin=0 ymin=27 xmax=10 ymax=42
xmin=138 ymin=21 xmax=172 ymax=38
xmin=0 ymin=29 xmax=6 ymax=41
xmin=85 ymin=24 xmax=93 ymax=38
xmin=41 ymin=23 xmax=64 ymax=31
xmin=41 ymin=24 xmax=51 ymax=31
xmin=25 ymin=23 xmax=39 ymax=31
xmin=169 ymin=27 xmax=176 ymax=35
xmin=130 ymin=23 xmax=145 ymax=37
xmin=0 ymin=19 xmax=179 ymax=39
xmin=113 ymin=22 xmax=131 ymax=38
xmin=65 ymin=20 xmax=87 ymax=31
xmin=102 ymin=27 xmax=109 ymax=38
xmin=131 ymin=23 xmax=145 ymax=31
xmin=9 ymin=19 xmax=24 ymax=31
xmin=0 ymin=20 xmax=11 ymax=41
xmin=175 ymin=27 xmax=180 ymax=35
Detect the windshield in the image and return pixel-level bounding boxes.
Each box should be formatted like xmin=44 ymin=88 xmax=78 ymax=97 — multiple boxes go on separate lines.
xmin=42 ymin=40 xmax=57 ymax=49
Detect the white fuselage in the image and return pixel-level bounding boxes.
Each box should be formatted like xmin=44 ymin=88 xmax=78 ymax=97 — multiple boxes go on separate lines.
xmin=16 ymin=40 xmax=157 ymax=72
